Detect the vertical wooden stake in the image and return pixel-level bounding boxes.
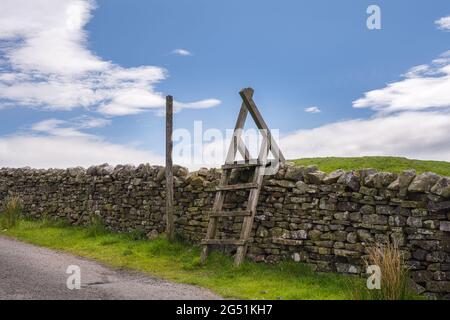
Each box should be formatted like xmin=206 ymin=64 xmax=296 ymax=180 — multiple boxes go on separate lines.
xmin=165 ymin=95 xmax=174 ymax=242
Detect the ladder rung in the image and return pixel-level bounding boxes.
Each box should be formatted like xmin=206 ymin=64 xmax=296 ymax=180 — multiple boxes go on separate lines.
xmin=222 ymin=160 xmax=264 ymax=170
xmin=210 ymin=210 xmax=252 ymax=217
xmin=217 ymin=183 xmax=258 ymax=191
xmin=201 ymin=239 xmax=246 ymax=246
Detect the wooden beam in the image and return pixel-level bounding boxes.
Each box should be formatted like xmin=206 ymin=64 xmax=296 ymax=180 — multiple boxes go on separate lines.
xmin=239 ymin=89 xmax=286 ymax=163
xmin=165 ymin=95 xmax=174 ymax=242
xmin=225 ymin=89 xmax=254 ymax=163
xmin=217 ymin=182 xmax=258 ymax=191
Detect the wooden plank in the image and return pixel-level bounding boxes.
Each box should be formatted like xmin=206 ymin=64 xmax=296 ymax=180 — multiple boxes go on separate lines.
xmin=225 ymin=89 xmax=254 ymax=163
xmin=210 ymin=210 xmax=252 ymax=217
xmin=217 ymin=183 xmax=258 ymax=191
xmin=239 ymin=89 xmax=286 ymax=163
xmin=201 ymin=88 xmax=284 ymax=266
xmin=222 ymin=160 xmax=261 ymax=170
xmin=234 ymin=137 xmax=269 ymax=266
xmin=200 ymin=169 xmax=231 ymax=264
xmin=201 ymin=239 xmax=247 ymax=246
xmin=165 ymin=95 xmax=174 ymax=242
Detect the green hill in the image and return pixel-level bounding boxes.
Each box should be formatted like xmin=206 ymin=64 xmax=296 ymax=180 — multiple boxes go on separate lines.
xmin=292 ymin=156 xmax=450 ymax=176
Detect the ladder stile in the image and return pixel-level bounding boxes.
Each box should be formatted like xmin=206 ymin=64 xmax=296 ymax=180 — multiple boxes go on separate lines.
xmin=200 ymin=88 xmax=285 ymax=266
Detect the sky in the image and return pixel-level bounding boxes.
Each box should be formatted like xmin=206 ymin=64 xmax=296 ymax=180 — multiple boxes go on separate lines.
xmin=0 ymin=0 xmax=449 ymax=169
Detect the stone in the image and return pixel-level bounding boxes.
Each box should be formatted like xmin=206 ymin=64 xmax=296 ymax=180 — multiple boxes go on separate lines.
xmin=349 ymin=212 xmax=362 ymax=222
xmin=387 ymin=178 xmax=400 ymax=191
xmin=323 ymin=169 xmax=345 ymax=185
xmin=284 ymin=166 xmax=304 ymax=181
xmin=270 ymin=227 xmax=289 ymax=238
xmin=360 ymin=205 xmax=375 ymax=215
xmin=292 ymin=252 xmax=301 ymax=262
xmin=273 ymin=180 xmax=295 ymax=188
xmin=431 ymin=177 xmax=450 ymax=198
xmin=426 ymin=252 xmax=448 ymax=263
xmin=408 ymin=172 xmax=440 ymax=193
xmin=256 ymin=226 xmax=269 ymax=238
xmin=360 ymin=186 xmax=377 ymax=197
xmin=388 ymin=215 xmax=406 ymax=227
xmin=291 ymin=230 xmax=308 ymax=240
xmin=362 ymin=214 xmax=388 ymax=225
xmin=357 ymin=229 xmax=373 ymax=242
xmin=306 ymin=171 xmax=327 ymax=184
xmin=336 ymin=263 xmax=360 ymax=274
xmin=409 ymin=281 xmax=426 ymax=295
xmin=197 ymin=167 xmax=209 ymax=177
xmin=376 ymin=205 xmax=394 ymax=215
xmin=308 ymin=229 xmax=322 ymax=240
xmin=426 ymin=281 xmax=450 ymax=293
xmin=146 ymin=229 xmax=159 ymax=240
xmin=358 ymin=168 xmax=378 ymax=182
xmin=347 ymin=232 xmax=357 ymax=244
xmin=272 ymin=238 xmax=303 ymax=246
xmin=399 ymin=170 xmax=416 ymax=189
xmin=155 ymin=166 xmax=166 ymax=181
xmin=334 ymin=212 xmax=348 ymax=220
xmin=337 ymin=171 xmax=360 ymax=191
xmin=366 ymin=172 xmax=397 ymax=189
xmin=407 ymin=216 xmax=423 ymax=228
xmin=319 ymin=198 xmax=336 ymax=210
xmin=294 ymin=181 xmax=309 ymax=194
xmin=440 ymin=221 xmax=450 ymax=232
xmin=333 ymin=249 xmax=360 ymax=258
xmin=337 ymin=202 xmax=359 ymax=212
xmin=423 ymin=220 xmax=437 ymax=229
xmin=173 ymin=165 xmax=189 ymax=177
xmin=412 ymin=249 xmax=427 ymax=261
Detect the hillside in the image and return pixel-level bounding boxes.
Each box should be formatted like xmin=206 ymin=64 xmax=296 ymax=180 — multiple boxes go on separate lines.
xmin=292 ymin=156 xmax=450 ymax=176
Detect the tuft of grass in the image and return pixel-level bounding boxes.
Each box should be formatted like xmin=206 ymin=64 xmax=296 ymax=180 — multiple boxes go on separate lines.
xmin=1 ymin=219 xmax=363 ymax=300
xmin=85 ymin=215 xmax=108 ymax=238
xmin=127 ymin=228 xmax=147 ymax=241
xmin=292 ymin=156 xmax=450 ymax=176
xmin=352 ymin=241 xmax=418 ymax=300
xmin=0 ymin=196 xmax=22 ymax=229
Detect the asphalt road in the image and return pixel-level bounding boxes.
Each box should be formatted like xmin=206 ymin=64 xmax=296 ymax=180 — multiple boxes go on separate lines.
xmin=0 ymin=236 xmax=221 ymax=300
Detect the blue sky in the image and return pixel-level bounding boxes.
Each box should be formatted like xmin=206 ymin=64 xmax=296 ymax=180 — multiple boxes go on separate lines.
xmin=0 ymin=0 xmax=450 ymax=168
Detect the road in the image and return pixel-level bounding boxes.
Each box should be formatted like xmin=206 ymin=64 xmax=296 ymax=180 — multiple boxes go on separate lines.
xmin=0 ymin=236 xmax=221 ymax=300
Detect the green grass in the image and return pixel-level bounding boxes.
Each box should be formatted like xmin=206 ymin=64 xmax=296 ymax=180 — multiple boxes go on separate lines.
xmin=292 ymin=156 xmax=450 ymax=176
xmin=0 ymin=219 xmax=361 ymax=300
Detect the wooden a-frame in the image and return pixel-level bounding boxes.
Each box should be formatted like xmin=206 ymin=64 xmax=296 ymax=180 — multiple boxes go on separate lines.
xmin=200 ymin=88 xmax=285 ymax=266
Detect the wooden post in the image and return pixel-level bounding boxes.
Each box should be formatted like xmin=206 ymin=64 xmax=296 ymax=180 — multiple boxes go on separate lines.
xmin=165 ymin=95 xmax=174 ymax=242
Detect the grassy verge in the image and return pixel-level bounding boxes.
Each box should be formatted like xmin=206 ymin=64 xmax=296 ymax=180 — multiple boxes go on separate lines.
xmin=1 ymin=219 xmax=361 ymax=300
xmin=292 ymin=156 xmax=450 ymax=176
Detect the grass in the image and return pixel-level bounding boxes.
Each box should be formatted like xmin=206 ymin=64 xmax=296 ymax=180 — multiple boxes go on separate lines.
xmin=0 ymin=196 xmax=22 ymax=229
xmin=292 ymin=156 xmax=450 ymax=176
xmin=352 ymin=241 xmax=417 ymax=300
xmin=0 ymin=218 xmax=363 ymax=300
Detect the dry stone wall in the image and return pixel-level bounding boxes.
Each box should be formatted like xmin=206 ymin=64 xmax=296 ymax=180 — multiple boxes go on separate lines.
xmin=1 ymin=163 xmax=449 ymax=298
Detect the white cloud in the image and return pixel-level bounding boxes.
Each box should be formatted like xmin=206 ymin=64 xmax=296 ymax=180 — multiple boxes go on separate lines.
xmin=31 ymin=119 xmax=90 ymax=138
xmin=0 ymin=117 xmax=162 ymax=168
xmin=76 ymin=116 xmax=111 ymax=129
xmin=436 ymin=15 xmax=450 ymax=31
xmin=304 ymin=106 xmax=321 ymax=113
xmin=0 ymin=135 xmax=163 ymax=168
xmin=171 ymin=49 xmax=192 ymax=56
xmin=30 ymin=116 xmax=111 ymax=138
xmin=286 ymin=47 xmax=450 ymax=163
xmin=280 ymin=111 xmax=450 ymax=162
xmin=0 ymin=0 xmax=219 ymax=115
xmin=353 ymin=51 xmax=450 ymax=114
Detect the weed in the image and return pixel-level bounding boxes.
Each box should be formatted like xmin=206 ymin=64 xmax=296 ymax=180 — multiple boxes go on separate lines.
xmin=0 ymin=196 xmax=22 ymax=229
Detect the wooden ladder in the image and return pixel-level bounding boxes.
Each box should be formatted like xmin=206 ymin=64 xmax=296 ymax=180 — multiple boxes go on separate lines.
xmin=200 ymin=88 xmax=285 ymax=266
